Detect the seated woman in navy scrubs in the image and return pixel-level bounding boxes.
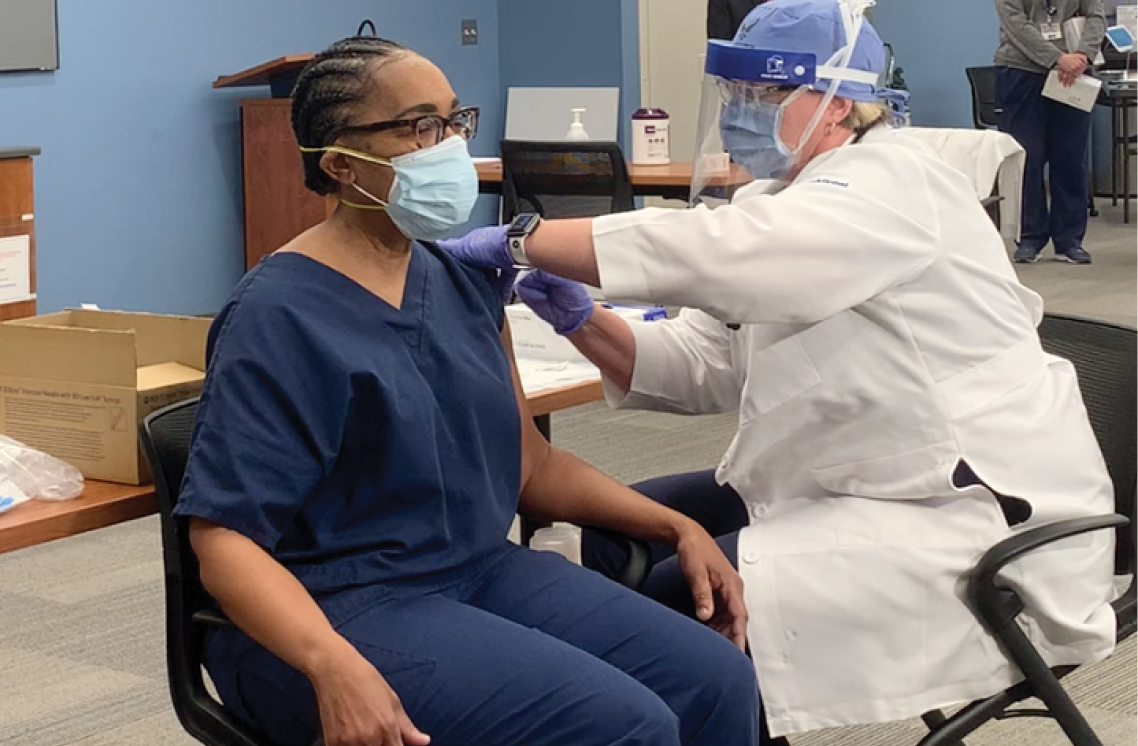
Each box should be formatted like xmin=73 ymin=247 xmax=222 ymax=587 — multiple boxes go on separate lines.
xmin=174 ymin=35 xmax=760 ymax=746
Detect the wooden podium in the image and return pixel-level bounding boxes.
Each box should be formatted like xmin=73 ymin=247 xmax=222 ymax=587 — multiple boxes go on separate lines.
xmin=0 ymin=147 xmax=38 ymax=321
xmin=215 ymin=56 xmax=338 ymax=270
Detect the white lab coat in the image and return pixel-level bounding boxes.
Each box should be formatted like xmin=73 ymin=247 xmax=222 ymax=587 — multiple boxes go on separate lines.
xmin=590 ymin=127 xmax=1116 ymax=737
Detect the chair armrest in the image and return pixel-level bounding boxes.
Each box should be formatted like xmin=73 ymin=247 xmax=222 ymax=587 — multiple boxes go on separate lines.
xmin=192 ymin=608 xmax=233 ymax=628
xmin=968 ymin=514 xmax=1128 ymax=624
xmin=585 ymin=526 xmax=654 ymax=590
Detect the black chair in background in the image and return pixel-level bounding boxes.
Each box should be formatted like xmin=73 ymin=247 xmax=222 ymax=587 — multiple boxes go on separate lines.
xmin=963 ymin=66 xmax=1013 ymax=225
xmin=140 ymin=398 xmax=652 ymax=746
xmin=499 ymin=140 xmax=635 ymax=223
xmin=916 ymin=313 xmax=1136 ymax=746
xmin=965 ymin=66 xmax=1002 ymax=130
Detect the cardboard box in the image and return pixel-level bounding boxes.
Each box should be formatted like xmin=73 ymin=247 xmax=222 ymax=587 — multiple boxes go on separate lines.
xmin=0 ymin=309 xmax=210 ymax=484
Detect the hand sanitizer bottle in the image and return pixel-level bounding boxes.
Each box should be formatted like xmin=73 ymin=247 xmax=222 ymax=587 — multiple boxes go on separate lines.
xmin=565 ymin=108 xmax=590 ymax=141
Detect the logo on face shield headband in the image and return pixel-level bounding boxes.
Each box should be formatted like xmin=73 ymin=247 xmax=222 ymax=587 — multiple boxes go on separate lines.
xmin=767 ymin=56 xmax=785 ymax=75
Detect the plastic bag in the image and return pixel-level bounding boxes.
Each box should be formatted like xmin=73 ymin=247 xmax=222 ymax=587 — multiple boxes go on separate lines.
xmin=0 ymin=434 xmax=84 ymax=514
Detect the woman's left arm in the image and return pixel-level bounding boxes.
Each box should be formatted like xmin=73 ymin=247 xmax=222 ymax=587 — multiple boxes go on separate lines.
xmin=501 ymin=320 xmax=747 ymax=648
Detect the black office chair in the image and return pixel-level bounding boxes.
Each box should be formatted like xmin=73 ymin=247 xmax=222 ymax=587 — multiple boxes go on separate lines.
xmin=916 ymin=313 xmax=1136 ymax=746
xmin=499 ymin=140 xmax=635 ymax=223
xmin=140 ymin=399 xmax=268 ymax=746
xmin=965 ymin=66 xmax=1003 ymax=130
xmin=961 ymin=67 xmax=1012 ymax=226
xmin=140 ymin=398 xmax=652 ymax=746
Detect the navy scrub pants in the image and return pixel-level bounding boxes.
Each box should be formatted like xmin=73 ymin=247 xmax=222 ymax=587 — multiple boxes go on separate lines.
xmin=996 ymin=66 xmax=1092 ymax=256
xmin=211 ymin=542 xmax=760 ymax=746
xmin=583 ymin=470 xmax=749 ymax=619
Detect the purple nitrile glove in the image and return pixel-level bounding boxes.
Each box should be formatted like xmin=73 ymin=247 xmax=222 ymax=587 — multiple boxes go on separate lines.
xmin=515 ymin=269 xmax=595 ymax=335
xmin=436 ymin=225 xmax=513 ymax=270
xmin=436 ymin=225 xmax=516 ymax=303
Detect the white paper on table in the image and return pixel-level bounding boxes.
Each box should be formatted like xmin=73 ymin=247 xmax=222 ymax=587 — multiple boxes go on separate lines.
xmin=516 ymin=358 xmax=601 ymax=395
xmin=0 ymin=235 xmax=32 ymax=304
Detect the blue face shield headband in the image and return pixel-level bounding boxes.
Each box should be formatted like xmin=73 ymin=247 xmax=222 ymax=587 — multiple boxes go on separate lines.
xmin=705 ymin=0 xmax=882 ymax=180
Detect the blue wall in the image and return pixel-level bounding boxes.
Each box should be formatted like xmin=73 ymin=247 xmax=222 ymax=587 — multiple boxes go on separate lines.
xmin=497 ymin=0 xmax=640 ymax=147
xmin=872 ymin=1 xmax=998 ymax=128
xmin=0 ymin=0 xmax=501 ymax=315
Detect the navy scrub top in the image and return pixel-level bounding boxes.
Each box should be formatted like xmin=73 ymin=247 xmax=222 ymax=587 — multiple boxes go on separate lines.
xmin=174 ymin=243 xmax=520 ymax=594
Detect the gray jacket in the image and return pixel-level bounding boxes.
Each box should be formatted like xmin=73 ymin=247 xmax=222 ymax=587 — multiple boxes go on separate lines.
xmin=994 ymin=0 xmax=1106 ymax=73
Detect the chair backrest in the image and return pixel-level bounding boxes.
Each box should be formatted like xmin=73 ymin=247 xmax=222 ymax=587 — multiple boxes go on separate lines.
xmin=1037 ymin=314 xmax=1137 ymax=578
xmin=499 ymin=140 xmax=635 ymax=223
xmin=965 ymin=66 xmax=1003 ymax=130
xmin=140 ymin=398 xmax=269 ymax=746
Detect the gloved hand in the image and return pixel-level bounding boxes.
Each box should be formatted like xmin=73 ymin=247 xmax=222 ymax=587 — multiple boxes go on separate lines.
xmin=436 ymin=225 xmax=513 ymax=270
xmin=515 ymin=269 xmax=595 ymax=335
xmin=436 ymin=225 xmax=516 ymax=303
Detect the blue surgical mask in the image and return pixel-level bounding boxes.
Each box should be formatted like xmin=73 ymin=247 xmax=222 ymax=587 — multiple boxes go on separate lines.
xmin=301 ymin=135 xmax=479 ymax=241
xmin=718 ymin=99 xmax=795 ymax=180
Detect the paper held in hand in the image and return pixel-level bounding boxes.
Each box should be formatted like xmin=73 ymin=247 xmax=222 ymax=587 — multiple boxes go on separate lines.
xmin=1042 ymin=71 xmax=1102 ymax=112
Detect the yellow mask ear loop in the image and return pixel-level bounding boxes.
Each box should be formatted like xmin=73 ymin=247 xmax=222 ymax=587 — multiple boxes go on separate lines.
xmin=299 ymin=145 xmax=393 ymax=211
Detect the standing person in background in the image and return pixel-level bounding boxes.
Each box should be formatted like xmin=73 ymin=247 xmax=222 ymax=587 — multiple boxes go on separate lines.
xmin=708 ymin=0 xmax=769 ymax=39
xmin=995 ymin=0 xmax=1106 ymax=264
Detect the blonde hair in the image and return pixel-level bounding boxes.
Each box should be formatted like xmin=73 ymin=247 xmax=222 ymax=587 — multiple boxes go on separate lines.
xmin=841 ymin=100 xmax=891 ymax=131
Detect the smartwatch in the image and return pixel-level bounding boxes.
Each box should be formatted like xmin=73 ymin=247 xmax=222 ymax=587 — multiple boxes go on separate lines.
xmin=506 ymin=212 xmax=542 ymax=267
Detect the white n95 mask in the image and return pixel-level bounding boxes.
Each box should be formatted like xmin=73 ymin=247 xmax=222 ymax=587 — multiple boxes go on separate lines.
xmin=301 ymin=135 xmax=479 ymax=241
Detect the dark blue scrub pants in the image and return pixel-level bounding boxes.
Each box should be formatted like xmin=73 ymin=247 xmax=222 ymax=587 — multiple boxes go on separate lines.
xmin=584 ymin=471 xmax=785 ymax=742
xmin=996 ymin=66 xmax=1092 ymax=256
xmin=223 ymin=542 xmax=760 ymax=746
xmin=583 ymin=470 xmax=748 ymax=620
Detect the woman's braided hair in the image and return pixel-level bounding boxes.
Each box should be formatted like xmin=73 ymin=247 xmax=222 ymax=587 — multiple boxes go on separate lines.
xmin=291 ymin=36 xmax=408 ymax=195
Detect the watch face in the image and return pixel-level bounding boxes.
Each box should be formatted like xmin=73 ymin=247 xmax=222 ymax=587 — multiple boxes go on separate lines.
xmin=513 ymin=213 xmax=539 ymax=233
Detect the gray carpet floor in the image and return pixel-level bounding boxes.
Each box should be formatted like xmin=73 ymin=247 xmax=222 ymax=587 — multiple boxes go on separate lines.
xmin=0 ymin=202 xmax=1133 ymax=745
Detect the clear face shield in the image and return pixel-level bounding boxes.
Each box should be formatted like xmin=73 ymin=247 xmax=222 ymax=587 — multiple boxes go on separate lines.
xmin=689 ymin=0 xmax=876 ymax=207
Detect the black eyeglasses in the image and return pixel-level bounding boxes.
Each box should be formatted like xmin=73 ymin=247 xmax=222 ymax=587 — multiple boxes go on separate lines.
xmin=338 ymin=106 xmax=480 ymax=148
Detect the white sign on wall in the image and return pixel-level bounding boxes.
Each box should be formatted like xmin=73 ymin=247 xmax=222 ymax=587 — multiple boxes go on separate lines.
xmin=0 ymin=234 xmax=32 ymax=304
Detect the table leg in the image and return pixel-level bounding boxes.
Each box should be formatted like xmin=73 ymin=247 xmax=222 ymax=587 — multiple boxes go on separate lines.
xmin=1125 ymin=102 xmax=1132 ymax=225
xmin=1114 ymin=99 xmax=1122 ymax=208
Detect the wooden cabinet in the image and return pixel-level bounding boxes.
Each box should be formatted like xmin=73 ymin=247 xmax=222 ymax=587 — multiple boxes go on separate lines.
xmin=216 ymin=56 xmax=337 ymax=270
xmin=240 ymin=99 xmax=333 ymax=268
xmin=0 ymin=149 xmax=37 ymax=321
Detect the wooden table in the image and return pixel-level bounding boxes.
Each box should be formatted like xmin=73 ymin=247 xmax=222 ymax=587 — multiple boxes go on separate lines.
xmin=0 ymin=379 xmax=604 ymax=554
xmin=475 ymin=159 xmax=750 ymax=202
xmin=0 ymin=480 xmax=157 ymax=554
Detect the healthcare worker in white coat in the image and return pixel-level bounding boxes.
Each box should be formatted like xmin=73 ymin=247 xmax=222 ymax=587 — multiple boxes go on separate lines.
xmin=440 ymin=0 xmax=1117 ymax=738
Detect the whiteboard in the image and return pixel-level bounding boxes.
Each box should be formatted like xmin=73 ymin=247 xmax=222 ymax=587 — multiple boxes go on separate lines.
xmin=0 ymin=0 xmax=58 ymax=72
xmin=505 ymin=87 xmax=620 ymax=141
